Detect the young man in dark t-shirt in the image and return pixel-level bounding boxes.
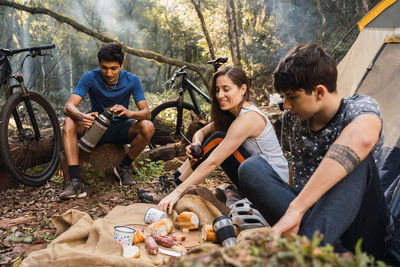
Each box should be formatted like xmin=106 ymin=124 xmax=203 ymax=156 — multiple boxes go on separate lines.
xmin=238 ymin=44 xmax=390 ymax=259
xmin=60 ymin=42 xmax=154 ymax=199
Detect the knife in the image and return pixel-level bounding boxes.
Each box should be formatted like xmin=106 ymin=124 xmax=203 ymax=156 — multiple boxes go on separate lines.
xmin=158 ymin=247 xmax=183 ymax=257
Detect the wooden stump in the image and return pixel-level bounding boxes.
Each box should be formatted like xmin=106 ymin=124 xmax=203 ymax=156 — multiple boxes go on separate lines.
xmin=59 ymin=144 xmax=126 ymax=182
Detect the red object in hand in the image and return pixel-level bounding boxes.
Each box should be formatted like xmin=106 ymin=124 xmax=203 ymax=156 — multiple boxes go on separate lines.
xmin=190 ymin=145 xmax=203 ymax=159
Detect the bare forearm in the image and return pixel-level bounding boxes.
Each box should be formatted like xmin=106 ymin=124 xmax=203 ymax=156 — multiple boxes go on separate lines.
xmin=64 ymin=103 xmax=83 ymax=121
xmin=192 ymin=123 xmax=214 ymax=143
xmin=174 ymin=160 xmax=219 ymax=195
xmin=192 ymin=130 xmax=205 ymax=144
xmin=129 ymin=108 xmax=151 ymax=120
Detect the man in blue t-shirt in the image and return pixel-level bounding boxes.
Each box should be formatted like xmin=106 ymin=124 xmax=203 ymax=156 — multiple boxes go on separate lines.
xmin=60 ymin=42 xmax=154 ymax=199
xmin=238 ymin=44 xmax=390 ymax=260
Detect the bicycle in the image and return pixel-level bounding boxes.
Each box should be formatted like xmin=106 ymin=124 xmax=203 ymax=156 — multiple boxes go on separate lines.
xmin=0 ymin=44 xmax=62 ymax=186
xmin=150 ymin=57 xmax=227 ymax=148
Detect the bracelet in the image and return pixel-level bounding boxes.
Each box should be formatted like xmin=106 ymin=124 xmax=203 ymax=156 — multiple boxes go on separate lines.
xmin=80 ymin=113 xmax=84 ymax=121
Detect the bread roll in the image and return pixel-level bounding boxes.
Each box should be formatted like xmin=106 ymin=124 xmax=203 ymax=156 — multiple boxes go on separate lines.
xmin=123 ymin=245 xmax=140 ymax=258
xmin=144 ymin=218 xmax=174 ymax=236
xmin=133 ymin=229 xmax=145 ymax=243
xmin=177 ymin=211 xmax=199 ymax=230
xmin=163 ymin=218 xmax=173 ymax=233
xmin=201 ymin=224 xmax=218 ymax=243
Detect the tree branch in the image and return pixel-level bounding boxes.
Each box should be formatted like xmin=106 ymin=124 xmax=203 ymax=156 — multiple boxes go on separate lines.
xmin=0 ymin=0 xmax=208 ymax=76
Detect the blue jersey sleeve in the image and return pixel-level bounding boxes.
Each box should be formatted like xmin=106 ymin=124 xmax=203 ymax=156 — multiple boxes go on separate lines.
xmin=131 ymin=75 xmax=145 ymax=103
xmin=72 ymin=72 xmax=91 ymax=99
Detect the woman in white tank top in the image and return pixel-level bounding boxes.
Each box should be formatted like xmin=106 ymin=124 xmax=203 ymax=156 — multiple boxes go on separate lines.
xmin=140 ymin=66 xmax=289 ymax=213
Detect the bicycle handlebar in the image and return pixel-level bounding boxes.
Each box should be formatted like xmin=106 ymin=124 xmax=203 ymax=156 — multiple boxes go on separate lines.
xmin=0 ymin=44 xmax=56 ymax=56
xmin=164 ymin=65 xmax=187 ymax=87
xmin=207 ymin=57 xmax=228 ymax=65
xmin=164 ymin=57 xmax=227 ymax=89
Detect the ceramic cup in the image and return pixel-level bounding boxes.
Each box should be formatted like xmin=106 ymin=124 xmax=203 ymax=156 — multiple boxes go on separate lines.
xmin=144 ymin=207 xmax=168 ymax=224
xmin=212 ymin=215 xmax=237 ymax=248
xmin=113 ymin=226 xmax=135 ymax=247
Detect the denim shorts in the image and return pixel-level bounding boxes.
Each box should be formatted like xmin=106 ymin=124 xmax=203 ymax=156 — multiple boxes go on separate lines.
xmin=97 ymin=118 xmax=135 ymax=146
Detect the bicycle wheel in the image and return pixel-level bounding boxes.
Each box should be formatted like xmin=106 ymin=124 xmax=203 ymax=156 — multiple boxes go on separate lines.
xmin=0 ymin=91 xmax=61 ymax=186
xmin=150 ymin=101 xmax=197 ymax=149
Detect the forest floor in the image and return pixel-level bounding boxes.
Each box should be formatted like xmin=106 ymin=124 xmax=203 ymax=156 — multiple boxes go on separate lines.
xmin=0 ymin=163 xmax=228 ymax=266
xmin=0 ymin=164 xmax=392 ymax=266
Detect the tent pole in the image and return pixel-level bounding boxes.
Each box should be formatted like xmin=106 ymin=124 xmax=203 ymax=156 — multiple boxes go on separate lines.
xmin=330 ymin=23 xmax=358 ymax=57
xmin=354 ymin=43 xmax=387 ymax=93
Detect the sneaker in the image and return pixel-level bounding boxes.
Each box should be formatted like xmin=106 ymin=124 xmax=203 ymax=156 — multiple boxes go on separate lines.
xmin=217 ymin=183 xmax=242 ymax=209
xmin=138 ymin=174 xmax=177 ymax=204
xmin=59 ymin=181 xmax=87 ymax=200
xmin=113 ymin=164 xmax=136 ymax=186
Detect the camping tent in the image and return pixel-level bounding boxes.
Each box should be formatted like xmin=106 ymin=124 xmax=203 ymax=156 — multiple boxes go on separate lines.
xmin=337 ymin=1 xmax=400 ymax=264
xmin=337 ymin=0 xmax=400 ymax=148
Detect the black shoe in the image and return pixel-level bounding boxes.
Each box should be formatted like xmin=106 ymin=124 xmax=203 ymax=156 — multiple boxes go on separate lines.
xmin=217 ymin=183 xmax=242 ymax=208
xmin=138 ymin=174 xmax=177 ymax=204
xmin=113 ymin=164 xmax=135 ymax=186
xmin=59 ymin=181 xmax=87 ymax=200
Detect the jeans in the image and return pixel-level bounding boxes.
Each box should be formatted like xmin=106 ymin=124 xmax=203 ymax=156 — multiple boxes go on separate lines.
xmin=238 ymin=154 xmax=390 ymax=260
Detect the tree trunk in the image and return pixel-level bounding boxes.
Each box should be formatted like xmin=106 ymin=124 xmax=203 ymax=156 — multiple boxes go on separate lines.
xmin=362 ymin=0 xmax=369 ymax=12
xmin=225 ymin=0 xmax=241 ymax=66
xmin=316 ymin=0 xmax=326 ymax=37
xmin=189 ymin=0 xmax=216 ymax=60
xmin=0 ymin=0 xmax=207 ymax=77
xmin=235 ymin=0 xmax=249 ymax=66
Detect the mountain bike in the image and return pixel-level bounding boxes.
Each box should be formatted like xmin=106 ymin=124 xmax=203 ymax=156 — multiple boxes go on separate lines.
xmin=150 ymin=57 xmax=227 ymax=148
xmin=0 ymin=44 xmax=62 ymax=186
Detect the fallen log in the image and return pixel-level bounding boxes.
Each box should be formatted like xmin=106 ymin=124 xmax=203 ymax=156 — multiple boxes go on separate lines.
xmin=7 ymin=128 xmax=56 ymax=168
xmin=0 ymin=128 xmax=56 ymax=191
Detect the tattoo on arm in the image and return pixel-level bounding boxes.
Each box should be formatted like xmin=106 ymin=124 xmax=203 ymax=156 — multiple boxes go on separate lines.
xmin=325 ymin=144 xmax=361 ymax=174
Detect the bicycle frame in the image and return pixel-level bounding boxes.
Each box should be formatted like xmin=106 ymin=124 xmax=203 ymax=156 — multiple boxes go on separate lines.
xmin=1 ymin=44 xmax=55 ymax=141
xmin=181 ymin=72 xmax=211 ymax=115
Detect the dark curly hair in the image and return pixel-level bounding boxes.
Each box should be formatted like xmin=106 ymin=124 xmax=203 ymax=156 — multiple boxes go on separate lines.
xmin=97 ymin=42 xmax=124 ymax=66
xmin=273 ymin=43 xmax=337 ymax=95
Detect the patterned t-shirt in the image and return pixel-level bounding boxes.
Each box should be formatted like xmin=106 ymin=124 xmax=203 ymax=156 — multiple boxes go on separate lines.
xmin=281 ymin=94 xmax=384 ymax=188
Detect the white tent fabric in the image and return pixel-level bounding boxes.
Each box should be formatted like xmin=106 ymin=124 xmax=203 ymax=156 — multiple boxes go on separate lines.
xmin=356 ymin=42 xmax=400 ymax=147
xmin=337 ymin=28 xmax=400 ymax=97
xmin=336 ymin=0 xmax=400 ymax=147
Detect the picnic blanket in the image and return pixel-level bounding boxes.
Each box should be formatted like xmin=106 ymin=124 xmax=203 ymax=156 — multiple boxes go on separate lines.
xmin=21 ymin=194 xmax=224 ymax=267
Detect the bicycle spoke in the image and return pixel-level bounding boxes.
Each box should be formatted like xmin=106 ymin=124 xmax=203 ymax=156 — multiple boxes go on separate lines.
xmin=0 ymin=44 xmax=60 ymax=186
xmin=1 ymin=92 xmax=60 ymax=183
xmin=150 ymin=101 xmax=200 ymax=148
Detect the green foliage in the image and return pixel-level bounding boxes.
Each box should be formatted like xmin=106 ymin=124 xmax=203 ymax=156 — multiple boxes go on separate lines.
xmin=0 ymin=0 xmax=381 ymax=107
xmin=50 ymin=168 xmax=65 ymax=184
xmin=134 ymin=159 xmax=165 ymax=182
xmin=174 ymin=232 xmax=389 ymax=266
